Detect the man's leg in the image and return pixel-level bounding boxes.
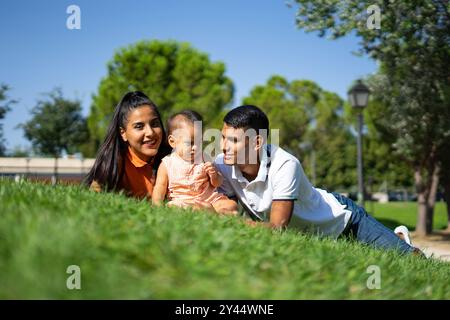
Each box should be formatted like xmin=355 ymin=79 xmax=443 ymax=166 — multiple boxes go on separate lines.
xmin=332 ymin=192 xmax=417 ymax=255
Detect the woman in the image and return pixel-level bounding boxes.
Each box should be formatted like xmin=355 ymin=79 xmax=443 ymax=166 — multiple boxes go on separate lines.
xmin=85 ymin=91 xmax=171 ymax=200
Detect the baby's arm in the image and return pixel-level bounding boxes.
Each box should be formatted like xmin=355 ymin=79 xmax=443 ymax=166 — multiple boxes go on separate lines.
xmin=152 ymin=163 xmax=169 ymax=206
xmin=204 ymin=162 xmax=223 ymax=188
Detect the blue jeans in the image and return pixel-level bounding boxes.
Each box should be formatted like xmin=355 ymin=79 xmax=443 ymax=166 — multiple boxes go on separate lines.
xmin=332 ymin=192 xmax=415 ymax=255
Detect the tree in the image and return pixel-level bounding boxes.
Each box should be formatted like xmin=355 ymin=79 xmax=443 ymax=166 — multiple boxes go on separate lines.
xmin=438 ymin=137 xmax=450 ymax=230
xmin=307 ymin=90 xmax=358 ymax=190
xmin=86 ymin=40 xmax=234 ymax=155
xmin=20 ymin=88 xmax=88 ymax=157
xmin=243 ymin=75 xmax=357 ymax=190
xmin=8 ymin=146 xmax=29 ymax=157
xmin=290 ymin=0 xmax=450 ymax=235
xmin=367 ymin=70 xmax=449 ymax=235
xmin=0 ymin=84 xmax=16 ymax=156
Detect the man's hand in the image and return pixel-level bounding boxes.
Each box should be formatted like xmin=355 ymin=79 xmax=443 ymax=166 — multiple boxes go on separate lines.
xmin=204 ymin=162 xmax=223 ymax=187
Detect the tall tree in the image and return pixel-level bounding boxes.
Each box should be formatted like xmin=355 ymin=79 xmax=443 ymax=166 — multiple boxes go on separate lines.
xmin=0 ymin=84 xmax=16 ymax=156
xmin=243 ymin=75 xmax=357 ymax=190
xmin=243 ymin=76 xmax=310 ymax=156
xmin=290 ymin=0 xmax=450 ymax=235
xmin=20 ymin=88 xmax=88 ymax=157
xmin=87 ymin=40 xmax=234 ymax=155
xmin=308 ymin=90 xmax=357 ymax=190
xmin=438 ymin=137 xmax=450 ymax=230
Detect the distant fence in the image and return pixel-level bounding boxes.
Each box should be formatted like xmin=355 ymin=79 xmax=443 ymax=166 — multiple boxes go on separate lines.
xmin=0 ymin=157 xmax=95 ymax=184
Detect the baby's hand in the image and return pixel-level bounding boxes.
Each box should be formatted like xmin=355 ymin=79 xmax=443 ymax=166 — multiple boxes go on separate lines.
xmin=204 ymin=162 xmax=218 ymax=179
xmin=204 ymin=162 xmax=223 ymax=187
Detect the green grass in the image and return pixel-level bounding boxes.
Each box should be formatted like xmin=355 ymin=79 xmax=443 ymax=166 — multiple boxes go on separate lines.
xmin=0 ymin=179 xmax=449 ymax=299
xmin=366 ymin=201 xmax=448 ymax=231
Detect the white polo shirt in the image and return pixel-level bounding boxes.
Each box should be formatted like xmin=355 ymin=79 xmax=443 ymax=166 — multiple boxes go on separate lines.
xmin=214 ymin=144 xmax=352 ymax=239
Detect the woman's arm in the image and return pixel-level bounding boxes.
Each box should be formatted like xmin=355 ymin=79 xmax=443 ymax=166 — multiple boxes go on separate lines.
xmin=90 ymin=180 xmax=102 ymax=192
xmin=152 ymin=163 xmax=168 ymax=206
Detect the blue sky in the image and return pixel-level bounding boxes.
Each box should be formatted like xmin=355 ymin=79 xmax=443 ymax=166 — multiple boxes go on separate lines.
xmin=0 ymin=0 xmax=377 ymax=151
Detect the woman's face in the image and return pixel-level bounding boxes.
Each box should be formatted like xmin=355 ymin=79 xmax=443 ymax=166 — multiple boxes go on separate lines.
xmin=120 ymin=105 xmax=163 ymax=162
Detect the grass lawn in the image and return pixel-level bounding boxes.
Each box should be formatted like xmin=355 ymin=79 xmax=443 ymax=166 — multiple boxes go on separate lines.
xmin=0 ymin=179 xmax=449 ymax=299
xmin=366 ymin=201 xmax=448 ymax=232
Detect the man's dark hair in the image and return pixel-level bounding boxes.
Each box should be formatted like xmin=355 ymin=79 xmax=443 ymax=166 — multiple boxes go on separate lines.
xmin=223 ymin=105 xmax=269 ymax=132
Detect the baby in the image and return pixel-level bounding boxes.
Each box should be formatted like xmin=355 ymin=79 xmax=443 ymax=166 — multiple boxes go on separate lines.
xmin=152 ymin=110 xmax=238 ymax=215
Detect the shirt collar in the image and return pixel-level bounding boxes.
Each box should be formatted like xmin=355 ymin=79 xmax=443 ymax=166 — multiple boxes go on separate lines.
xmin=127 ymin=147 xmax=151 ymax=168
xmin=231 ymin=144 xmax=270 ymax=184
xmin=231 ymin=164 xmax=247 ymax=183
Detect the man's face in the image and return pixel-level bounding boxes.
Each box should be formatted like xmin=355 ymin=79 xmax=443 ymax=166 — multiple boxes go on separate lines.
xmin=221 ymin=123 xmax=258 ymax=165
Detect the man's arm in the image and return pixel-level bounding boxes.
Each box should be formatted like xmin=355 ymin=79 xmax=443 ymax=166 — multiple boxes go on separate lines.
xmin=244 ymin=159 xmax=300 ymax=229
xmin=261 ymin=159 xmax=300 ymax=229
xmin=269 ymin=200 xmax=294 ymax=228
xmin=245 ymin=200 xmax=294 ymax=229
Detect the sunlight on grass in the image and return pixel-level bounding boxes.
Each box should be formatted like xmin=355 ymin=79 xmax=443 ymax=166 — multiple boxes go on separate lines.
xmin=0 ymin=179 xmax=449 ymax=299
xmin=366 ymin=201 xmax=448 ymax=231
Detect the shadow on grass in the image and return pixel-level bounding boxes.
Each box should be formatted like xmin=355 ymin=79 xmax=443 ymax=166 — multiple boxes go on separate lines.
xmin=373 ymin=217 xmax=449 ymax=236
xmin=372 ymin=217 xmax=415 ymax=232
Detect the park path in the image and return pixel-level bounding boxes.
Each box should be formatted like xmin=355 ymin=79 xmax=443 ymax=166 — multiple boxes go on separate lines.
xmin=411 ymin=230 xmax=450 ymax=262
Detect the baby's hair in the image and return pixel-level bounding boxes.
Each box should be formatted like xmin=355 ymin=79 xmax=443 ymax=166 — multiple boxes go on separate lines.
xmin=167 ymin=110 xmax=203 ymax=136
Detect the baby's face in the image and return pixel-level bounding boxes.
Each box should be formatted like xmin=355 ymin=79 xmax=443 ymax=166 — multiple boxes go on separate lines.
xmin=170 ymin=122 xmax=203 ymax=163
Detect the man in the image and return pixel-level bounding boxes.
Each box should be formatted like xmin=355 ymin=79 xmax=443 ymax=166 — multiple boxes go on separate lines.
xmin=214 ymin=105 xmax=421 ymax=256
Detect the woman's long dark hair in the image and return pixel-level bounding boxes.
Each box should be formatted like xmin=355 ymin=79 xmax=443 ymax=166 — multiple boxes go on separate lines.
xmin=84 ymin=91 xmax=171 ymax=191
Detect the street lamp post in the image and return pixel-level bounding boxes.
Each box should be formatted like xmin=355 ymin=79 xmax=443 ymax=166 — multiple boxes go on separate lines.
xmin=348 ymin=80 xmax=370 ymax=207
